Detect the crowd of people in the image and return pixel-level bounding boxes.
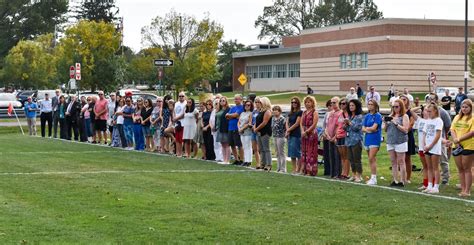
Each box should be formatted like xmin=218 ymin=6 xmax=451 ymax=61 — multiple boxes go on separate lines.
xmin=23 ymin=88 xmax=473 ymax=197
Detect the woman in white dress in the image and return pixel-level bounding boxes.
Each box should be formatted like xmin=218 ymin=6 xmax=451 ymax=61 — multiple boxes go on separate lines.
xmin=183 ymin=98 xmax=198 ymax=158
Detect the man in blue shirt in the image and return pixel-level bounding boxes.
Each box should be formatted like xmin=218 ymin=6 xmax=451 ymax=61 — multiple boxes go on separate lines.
xmin=24 ymin=97 xmax=38 ymax=136
xmin=454 ymin=87 xmax=468 ymax=114
xmin=226 ymin=94 xmax=244 ymax=165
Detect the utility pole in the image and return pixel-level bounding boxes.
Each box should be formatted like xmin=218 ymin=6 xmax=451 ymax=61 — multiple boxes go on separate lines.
xmin=464 ymin=0 xmax=469 ymax=93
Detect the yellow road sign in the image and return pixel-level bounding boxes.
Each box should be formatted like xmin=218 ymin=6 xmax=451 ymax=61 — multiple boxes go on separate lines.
xmin=238 ymin=73 xmax=247 ymax=86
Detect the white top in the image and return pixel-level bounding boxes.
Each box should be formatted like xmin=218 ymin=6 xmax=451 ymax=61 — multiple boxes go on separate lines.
xmin=174 ymin=100 xmax=186 ymax=125
xmin=183 ymin=109 xmax=198 ymax=127
xmin=365 ymin=91 xmax=381 ymax=106
xmin=116 ymin=106 xmax=124 ymax=124
xmin=405 ymin=93 xmax=414 ymax=103
xmin=413 ymin=118 xmax=427 ymax=150
xmin=423 ymin=118 xmax=444 ymax=155
xmin=39 ymin=99 xmax=53 ymax=113
xmin=389 ymin=96 xmax=399 ymax=106
xmin=209 ymin=109 xmax=217 ymax=135
xmin=346 ymin=93 xmax=358 ymax=101
xmin=107 ymin=99 xmax=116 ymax=125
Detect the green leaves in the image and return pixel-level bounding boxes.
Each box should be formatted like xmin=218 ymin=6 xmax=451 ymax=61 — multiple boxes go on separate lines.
xmin=255 ymin=0 xmax=383 ymax=43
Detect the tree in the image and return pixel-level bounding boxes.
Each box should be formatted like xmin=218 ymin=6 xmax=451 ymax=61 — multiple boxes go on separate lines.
xmin=126 ymin=47 xmax=165 ymax=85
xmin=3 ymin=34 xmax=57 ymax=89
xmin=74 ymin=0 xmax=119 ymax=23
xmin=255 ymin=0 xmax=383 ymax=43
xmin=141 ymin=10 xmax=223 ymax=91
xmin=217 ymin=40 xmax=249 ymax=88
xmin=0 ymin=0 xmax=68 ymax=65
xmin=55 ymin=20 xmax=121 ymax=92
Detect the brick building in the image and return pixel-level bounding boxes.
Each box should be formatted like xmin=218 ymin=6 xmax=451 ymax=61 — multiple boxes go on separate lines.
xmin=232 ymin=18 xmax=474 ymax=94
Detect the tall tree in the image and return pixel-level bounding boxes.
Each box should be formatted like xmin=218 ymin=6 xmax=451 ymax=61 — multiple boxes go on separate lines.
xmin=55 ymin=20 xmax=121 ymax=92
xmin=0 ymin=0 xmax=68 ymax=65
xmin=255 ymin=0 xmax=383 ymax=43
xmin=217 ymin=40 xmax=249 ymax=88
xmin=3 ymin=34 xmax=57 ymax=89
xmin=141 ymin=10 xmax=223 ymax=91
xmin=74 ymin=0 xmax=119 ymax=23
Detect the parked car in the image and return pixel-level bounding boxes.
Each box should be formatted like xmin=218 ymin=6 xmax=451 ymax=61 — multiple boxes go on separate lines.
xmin=16 ymin=90 xmax=36 ymax=106
xmin=0 ymin=93 xmax=23 ymax=109
xmin=132 ymin=93 xmax=159 ymax=104
xmin=425 ymin=87 xmax=458 ymax=102
xmin=467 ymin=88 xmax=474 ymax=101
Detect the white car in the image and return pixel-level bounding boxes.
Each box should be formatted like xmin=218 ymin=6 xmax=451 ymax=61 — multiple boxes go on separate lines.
xmin=425 ymin=87 xmax=458 ymax=101
xmin=0 ymin=93 xmax=22 ymax=108
xmin=468 ymin=88 xmax=474 ymax=101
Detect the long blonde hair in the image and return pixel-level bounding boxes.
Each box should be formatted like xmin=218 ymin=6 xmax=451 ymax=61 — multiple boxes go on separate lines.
xmin=259 ymin=97 xmax=272 ymax=111
xmin=457 ymin=99 xmax=473 ymax=121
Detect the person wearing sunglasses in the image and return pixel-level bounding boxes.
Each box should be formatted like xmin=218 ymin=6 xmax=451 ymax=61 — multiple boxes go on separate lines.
xmin=238 ymin=100 xmax=254 ymax=167
xmin=202 ymin=99 xmax=215 ymax=160
xmin=122 ymin=97 xmax=135 ymax=150
xmin=93 ymin=91 xmax=109 ymax=144
xmin=384 ymin=99 xmax=410 ymax=187
xmin=286 ymin=97 xmax=302 ymax=174
xmin=173 ymin=92 xmax=187 ymax=157
xmin=325 ymin=97 xmax=342 ymax=178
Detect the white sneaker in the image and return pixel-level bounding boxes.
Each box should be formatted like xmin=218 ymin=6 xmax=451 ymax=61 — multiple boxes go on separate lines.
xmin=347 ymin=176 xmax=355 ymax=182
xmin=366 ymin=178 xmax=377 ymax=185
xmin=422 ymin=188 xmax=432 ymax=193
xmin=428 ymin=188 xmax=439 ymax=194
xmin=418 ymin=186 xmax=427 ymax=190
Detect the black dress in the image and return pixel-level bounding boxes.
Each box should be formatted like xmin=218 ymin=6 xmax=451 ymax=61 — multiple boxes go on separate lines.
xmin=202 ymin=111 xmax=215 ymax=160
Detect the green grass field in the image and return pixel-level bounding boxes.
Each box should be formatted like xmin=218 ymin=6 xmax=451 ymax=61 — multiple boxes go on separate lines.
xmin=0 ymin=130 xmax=473 ymax=243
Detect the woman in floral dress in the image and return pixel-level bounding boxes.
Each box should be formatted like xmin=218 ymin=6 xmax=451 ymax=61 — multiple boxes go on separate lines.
xmin=300 ymin=96 xmax=319 ymax=176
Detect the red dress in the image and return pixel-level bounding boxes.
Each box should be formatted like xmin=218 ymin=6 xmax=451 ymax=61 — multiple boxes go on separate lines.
xmin=301 ymin=109 xmax=318 ymax=176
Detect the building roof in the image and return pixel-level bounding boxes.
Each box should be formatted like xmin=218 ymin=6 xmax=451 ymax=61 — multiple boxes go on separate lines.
xmin=232 ymin=46 xmax=300 ymax=59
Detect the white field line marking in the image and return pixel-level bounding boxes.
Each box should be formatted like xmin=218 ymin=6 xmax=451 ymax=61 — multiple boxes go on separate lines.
xmin=0 ymin=169 xmax=253 ymax=176
xmin=13 ymin=136 xmax=474 ymax=204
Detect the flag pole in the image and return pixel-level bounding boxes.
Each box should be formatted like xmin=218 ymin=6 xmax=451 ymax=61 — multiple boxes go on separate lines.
xmin=13 ymin=107 xmax=25 ymax=135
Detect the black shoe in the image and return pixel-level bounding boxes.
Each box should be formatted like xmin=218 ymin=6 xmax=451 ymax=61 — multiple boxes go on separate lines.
xmin=397 ymin=182 xmax=405 ymax=187
xmin=441 ymin=180 xmax=449 ymax=185
xmin=390 ymin=181 xmax=398 ymax=186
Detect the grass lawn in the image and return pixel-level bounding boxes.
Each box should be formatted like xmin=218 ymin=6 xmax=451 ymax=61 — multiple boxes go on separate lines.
xmin=0 ymin=130 xmax=472 ymax=243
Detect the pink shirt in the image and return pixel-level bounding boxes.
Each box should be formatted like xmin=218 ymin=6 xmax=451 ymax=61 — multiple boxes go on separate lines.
xmin=326 ymin=110 xmax=341 ymax=138
xmin=94 ymin=98 xmax=108 ymax=120
xmin=336 ymin=111 xmax=348 ymax=139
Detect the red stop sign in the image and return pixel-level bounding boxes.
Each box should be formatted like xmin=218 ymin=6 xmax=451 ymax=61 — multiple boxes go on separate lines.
xmin=69 ymin=66 xmax=75 ymax=79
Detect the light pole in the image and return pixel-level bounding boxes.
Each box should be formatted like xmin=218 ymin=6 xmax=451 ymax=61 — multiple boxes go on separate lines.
xmin=464 ymin=0 xmax=469 ymax=93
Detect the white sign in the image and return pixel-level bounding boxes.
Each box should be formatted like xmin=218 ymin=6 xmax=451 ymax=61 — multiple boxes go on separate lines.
xmin=69 ymin=79 xmax=77 ymax=89
xmin=75 ymin=63 xmax=81 ymax=80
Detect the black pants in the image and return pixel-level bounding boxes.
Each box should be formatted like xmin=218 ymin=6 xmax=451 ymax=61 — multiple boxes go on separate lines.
xmin=59 ymin=118 xmax=67 ymax=139
xmin=40 ymin=112 xmax=52 ymax=137
xmin=328 ymin=141 xmax=341 ymax=178
xmin=116 ymin=124 xmax=127 ymax=148
xmin=323 ymin=139 xmax=331 ymax=176
xmin=203 ymin=129 xmax=215 ymax=160
xmin=52 ymin=111 xmax=59 ymax=138
xmin=66 ymin=117 xmax=79 ymax=141
xmin=78 ymin=117 xmax=88 ymax=142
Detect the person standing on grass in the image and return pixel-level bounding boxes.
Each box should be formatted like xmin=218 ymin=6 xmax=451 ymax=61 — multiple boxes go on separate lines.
xmin=88 ymin=96 xmax=97 ymax=143
xmin=325 ymin=97 xmax=341 ymax=178
xmin=114 ymin=98 xmax=127 ymax=148
xmin=384 ymin=99 xmax=410 ymax=187
xmin=300 ymin=96 xmax=319 ymax=176
xmin=164 ymin=100 xmax=177 ymax=154
xmin=286 ymin=97 xmax=302 ymax=174
xmin=141 ymin=99 xmax=154 ymax=151
xmin=321 ymin=99 xmax=332 ymax=176
xmin=450 ymin=99 xmax=474 ymax=197
xmin=454 ymin=87 xmax=468 ymax=114
xmin=411 ymin=104 xmax=430 ymax=190
xmin=356 ymin=83 xmax=363 ymax=101
xmin=336 ymin=98 xmax=350 ymax=179
xmin=107 ymin=93 xmax=117 ymax=142
xmin=194 ymin=102 xmax=205 ymax=159
xmin=123 ymin=97 xmax=135 ymax=149
xmin=133 ymin=98 xmax=145 ymax=151
xmin=254 ymin=97 xmax=272 ymax=171
xmin=346 ymin=87 xmax=358 ymax=101
xmin=426 ymin=93 xmax=452 ymax=185
xmin=78 ymin=96 xmax=88 ymax=142
xmin=344 ymin=99 xmax=364 ymax=182
xmin=421 ymin=103 xmax=444 ymax=194
xmin=216 ymin=97 xmax=231 ymax=163
xmin=65 ymin=95 xmax=81 ymax=141
xmin=183 ymin=98 xmax=198 ymax=158
xmin=173 ymin=92 xmax=187 ymax=157
xmin=362 ymin=99 xmax=382 ymax=185
xmin=160 ymin=96 xmax=172 ymax=153
xmin=238 ymin=100 xmax=253 ymax=166
xmin=210 ymin=99 xmax=223 ymax=162
xmin=365 ymin=86 xmax=381 ymax=108
xmin=251 ymin=98 xmax=261 ymax=168
xmin=151 ymin=97 xmax=163 ymax=152
xmin=38 ymin=92 xmax=53 ymax=138
xmin=58 ymin=95 xmax=68 ymax=139
xmin=94 ymin=91 xmax=109 ymax=144
xmin=51 ymin=89 xmax=61 ymax=138
xmin=440 ymin=89 xmax=452 ymax=112
xmin=272 ymin=106 xmax=286 ymax=172
xmin=399 ymin=94 xmax=416 ymax=184
xmin=226 ymin=94 xmax=245 ymax=165
xmin=24 ymin=97 xmax=38 ymax=136
xmin=202 ymin=100 xmax=215 ymax=160
xmin=81 ymin=97 xmax=93 ymax=142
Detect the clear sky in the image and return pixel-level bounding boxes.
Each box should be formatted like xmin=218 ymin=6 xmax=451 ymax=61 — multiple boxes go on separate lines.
xmin=116 ymin=0 xmax=474 ymax=52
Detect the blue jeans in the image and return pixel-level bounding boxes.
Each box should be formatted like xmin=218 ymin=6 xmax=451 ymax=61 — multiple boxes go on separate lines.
xmin=85 ymin=118 xmax=93 ymax=137
xmin=124 ymin=123 xmax=134 ymax=146
xmin=133 ymin=124 xmax=145 ymax=151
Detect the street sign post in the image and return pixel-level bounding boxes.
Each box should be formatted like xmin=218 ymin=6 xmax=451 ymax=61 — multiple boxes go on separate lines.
xmin=153 ymin=59 xmax=174 ymax=67
xmin=238 ymin=73 xmax=247 ymax=96
xmin=75 ymin=63 xmax=81 ymax=81
xmin=69 ymin=66 xmax=75 ymax=79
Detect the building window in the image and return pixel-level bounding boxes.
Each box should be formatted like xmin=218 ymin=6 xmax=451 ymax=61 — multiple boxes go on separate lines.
xmin=289 ymin=63 xmax=300 ymax=77
xmin=360 ymin=52 xmax=368 ymax=68
xmin=350 ymin=53 xmax=357 ymax=69
xmin=246 ymin=66 xmax=258 ymax=79
xmin=340 ymin=54 xmax=347 ymax=69
xmin=259 ymin=65 xmax=272 ymax=78
xmin=273 ymin=64 xmax=287 ymax=78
